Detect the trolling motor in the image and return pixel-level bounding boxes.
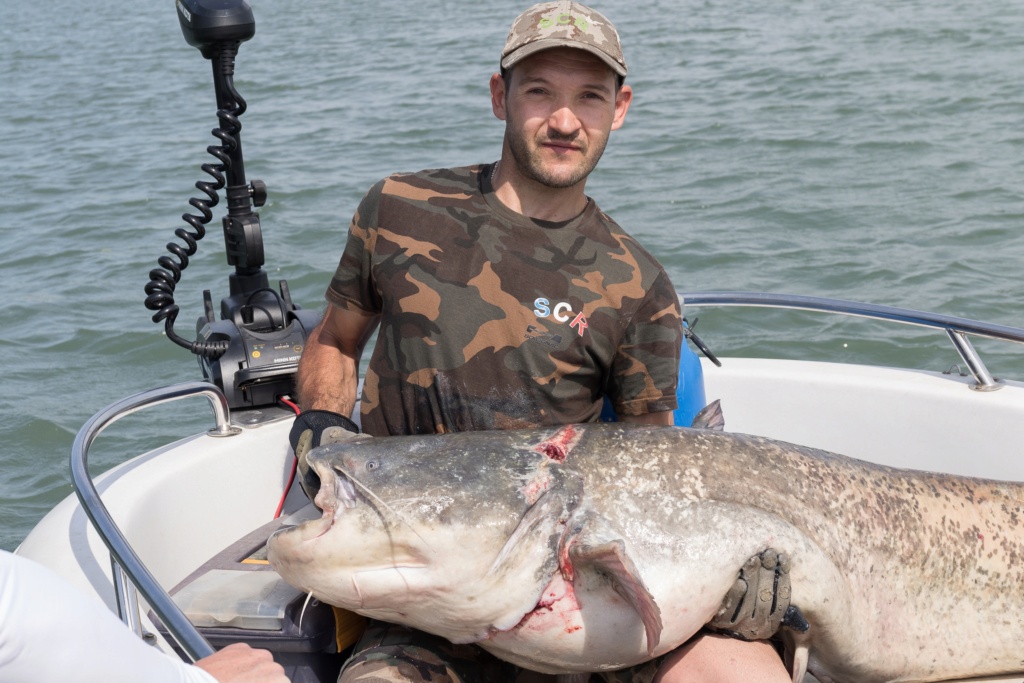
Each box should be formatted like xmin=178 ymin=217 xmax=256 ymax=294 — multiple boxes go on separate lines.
xmin=143 ymin=0 xmax=320 ymax=409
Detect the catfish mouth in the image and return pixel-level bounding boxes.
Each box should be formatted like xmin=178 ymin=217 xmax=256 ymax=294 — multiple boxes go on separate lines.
xmin=274 ymin=463 xmax=361 ymax=545
xmin=307 ymin=464 xmax=360 ymax=540
xmin=283 ymin=454 xmax=437 ymax=574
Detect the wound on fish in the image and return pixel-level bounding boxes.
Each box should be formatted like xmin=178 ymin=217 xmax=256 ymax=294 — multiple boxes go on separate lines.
xmin=539 ymin=443 xmax=566 ymax=460
xmin=534 ymin=425 xmax=582 ymax=463
xmin=510 ymin=572 xmax=582 ymax=638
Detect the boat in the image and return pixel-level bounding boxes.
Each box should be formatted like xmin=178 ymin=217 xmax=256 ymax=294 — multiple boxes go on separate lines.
xmin=16 ymin=3 xmax=1024 ymax=681
xmin=15 ymin=290 xmax=1024 ymax=683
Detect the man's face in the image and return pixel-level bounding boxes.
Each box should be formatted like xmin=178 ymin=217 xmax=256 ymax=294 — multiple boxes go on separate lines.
xmin=492 ymin=48 xmax=632 ymax=190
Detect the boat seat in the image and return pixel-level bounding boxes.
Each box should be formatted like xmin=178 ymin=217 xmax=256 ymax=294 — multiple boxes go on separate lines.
xmin=150 ymin=509 xmax=361 ymax=683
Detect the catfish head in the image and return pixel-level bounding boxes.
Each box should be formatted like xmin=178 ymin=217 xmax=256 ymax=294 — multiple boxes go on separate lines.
xmin=267 ymin=429 xmax=584 ymax=644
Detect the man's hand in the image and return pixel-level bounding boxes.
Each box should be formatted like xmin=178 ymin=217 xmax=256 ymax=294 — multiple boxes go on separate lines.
xmin=707 ymin=549 xmax=792 ymax=640
xmin=195 ymin=643 xmax=288 ymax=683
xmin=288 ymin=410 xmax=361 ymax=500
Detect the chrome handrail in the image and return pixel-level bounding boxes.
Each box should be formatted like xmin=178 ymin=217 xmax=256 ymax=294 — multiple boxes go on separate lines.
xmin=70 ymin=381 xmax=242 ymax=662
xmin=679 ymin=291 xmax=1024 ymax=391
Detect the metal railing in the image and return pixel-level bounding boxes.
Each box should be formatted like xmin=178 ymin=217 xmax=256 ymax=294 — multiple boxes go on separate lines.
xmin=680 ymin=291 xmax=1024 ymax=391
xmin=70 ymin=381 xmax=241 ymax=661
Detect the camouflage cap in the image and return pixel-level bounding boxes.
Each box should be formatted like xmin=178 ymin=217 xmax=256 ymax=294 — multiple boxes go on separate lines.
xmin=501 ymin=2 xmax=627 ymax=78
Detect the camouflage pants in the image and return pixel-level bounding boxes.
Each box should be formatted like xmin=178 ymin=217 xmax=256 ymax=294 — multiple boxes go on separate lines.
xmin=337 ymin=620 xmax=667 ymax=683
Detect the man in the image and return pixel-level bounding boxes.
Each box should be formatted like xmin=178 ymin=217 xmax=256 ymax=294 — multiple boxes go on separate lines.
xmin=291 ymin=2 xmax=791 ymax=682
xmin=0 ymin=550 xmax=289 ymax=683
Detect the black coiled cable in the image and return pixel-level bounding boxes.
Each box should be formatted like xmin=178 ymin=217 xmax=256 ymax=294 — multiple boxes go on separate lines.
xmin=143 ymin=47 xmax=245 ymax=358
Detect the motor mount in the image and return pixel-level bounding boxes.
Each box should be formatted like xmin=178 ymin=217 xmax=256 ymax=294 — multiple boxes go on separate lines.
xmin=145 ymin=0 xmax=320 ymax=409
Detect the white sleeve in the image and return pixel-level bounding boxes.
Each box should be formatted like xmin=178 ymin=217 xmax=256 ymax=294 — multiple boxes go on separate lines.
xmin=0 ymin=550 xmax=218 ymax=683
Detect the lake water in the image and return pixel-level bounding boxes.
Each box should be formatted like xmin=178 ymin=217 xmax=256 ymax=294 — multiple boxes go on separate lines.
xmin=3 ymin=0 xmax=1024 ymax=550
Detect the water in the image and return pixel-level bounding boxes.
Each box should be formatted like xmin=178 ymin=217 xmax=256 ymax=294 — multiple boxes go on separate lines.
xmin=2 ymin=0 xmax=1024 ymax=551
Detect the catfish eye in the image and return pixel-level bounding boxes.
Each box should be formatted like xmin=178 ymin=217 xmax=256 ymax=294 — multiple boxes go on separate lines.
xmin=366 ymin=460 xmax=380 ymax=471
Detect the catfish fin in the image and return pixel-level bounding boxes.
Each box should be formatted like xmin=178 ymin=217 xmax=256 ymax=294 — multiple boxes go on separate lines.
xmin=487 ymin=490 xmax=574 ymax=579
xmin=690 ymin=399 xmax=724 ymax=431
xmin=569 ymin=539 xmax=663 ymax=655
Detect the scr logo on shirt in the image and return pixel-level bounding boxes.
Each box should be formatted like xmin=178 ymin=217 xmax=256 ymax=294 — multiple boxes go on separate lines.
xmin=533 ymin=298 xmax=588 ymax=337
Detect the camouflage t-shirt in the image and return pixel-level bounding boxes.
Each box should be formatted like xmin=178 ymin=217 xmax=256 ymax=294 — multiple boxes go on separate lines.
xmin=326 ymin=164 xmax=681 ymax=436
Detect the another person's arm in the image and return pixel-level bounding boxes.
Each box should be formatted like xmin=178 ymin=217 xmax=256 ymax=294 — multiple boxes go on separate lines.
xmin=0 ymin=550 xmax=288 ymax=683
xmin=195 ymin=643 xmax=289 ymax=683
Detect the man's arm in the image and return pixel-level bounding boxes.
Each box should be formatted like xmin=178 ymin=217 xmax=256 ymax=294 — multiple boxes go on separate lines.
xmin=296 ymin=303 xmax=379 ymax=413
xmin=620 ymin=410 xmax=674 ymax=426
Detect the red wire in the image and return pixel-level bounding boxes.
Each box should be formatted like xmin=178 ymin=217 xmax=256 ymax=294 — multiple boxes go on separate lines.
xmin=274 ymin=397 xmax=302 ymax=519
